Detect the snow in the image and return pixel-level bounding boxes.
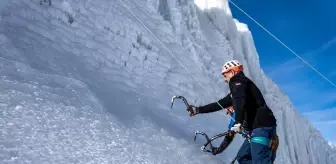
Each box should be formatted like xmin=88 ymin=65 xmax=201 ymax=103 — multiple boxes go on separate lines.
xmin=0 ymin=0 xmax=335 ymax=164
xmin=329 ymin=142 xmax=336 ymax=149
xmin=194 ymin=0 xmax=232 ymax=16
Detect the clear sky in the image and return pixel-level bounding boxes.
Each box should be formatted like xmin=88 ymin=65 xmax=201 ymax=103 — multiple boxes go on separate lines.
xmin=229 ymin=0 xmax=336 ymax=144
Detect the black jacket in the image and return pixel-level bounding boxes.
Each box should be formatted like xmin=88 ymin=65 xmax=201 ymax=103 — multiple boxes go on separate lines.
xmin=198 ymin=72 xmax=276 ymax=130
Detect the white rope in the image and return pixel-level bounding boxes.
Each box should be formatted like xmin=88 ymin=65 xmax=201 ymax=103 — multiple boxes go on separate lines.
xmin=228 ymin=0 xmax=336 ymax=88
xmin=114 ymin=1 xmax=336 ymax=163
xmin=117 ymin=0 xmax=235 ymax=163
xmin=117 ymin=0 xmax=232 ymax=119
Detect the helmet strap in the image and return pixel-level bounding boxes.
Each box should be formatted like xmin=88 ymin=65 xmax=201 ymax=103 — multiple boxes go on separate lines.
xmin=231 ymin=70 xmax=237 ymax=76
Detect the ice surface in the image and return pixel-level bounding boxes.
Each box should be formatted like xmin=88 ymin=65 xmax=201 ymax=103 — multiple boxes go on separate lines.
xmin=0 ymin=0 xmax=335 ymax=164
xmin=329 ymin=142 xmax=336 ymax=149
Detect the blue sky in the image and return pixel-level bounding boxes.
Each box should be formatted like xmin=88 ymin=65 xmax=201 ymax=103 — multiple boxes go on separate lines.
xmin=229 ymin=0 xmax=336 ymax=144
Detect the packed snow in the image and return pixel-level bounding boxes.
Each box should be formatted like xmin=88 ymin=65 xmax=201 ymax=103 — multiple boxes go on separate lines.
xmin=0 ymin=0 xmax=335 ymax=164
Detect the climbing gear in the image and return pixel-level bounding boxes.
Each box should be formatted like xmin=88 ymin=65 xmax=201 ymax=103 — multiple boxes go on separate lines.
xmin=194 ymin=131 xmax=231 ymax=154
xmin=171 ymin=95 xmax=199 ymax=116
xmin=251 ymin=137 xmax=270 ymax=146
xmin=171 ymin=96 xmax=251 ymax=144
xmin=194 ymin=130 xmax=251 ymax=154
xmin=270 ymin=134 xmax=279 ymax=153
xmin=171 ymin=95 xmax=190 ymax=109
xmin=221 ymin=60 xmax=243 ymax=75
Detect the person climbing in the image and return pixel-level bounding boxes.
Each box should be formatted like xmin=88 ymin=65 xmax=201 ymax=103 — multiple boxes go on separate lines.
xmin=187 ymin=60 xmax=277 ymax=164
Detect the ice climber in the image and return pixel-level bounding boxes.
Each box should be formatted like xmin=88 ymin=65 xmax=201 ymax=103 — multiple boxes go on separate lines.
xmin=200 ymin=104 xmax=278 ymax=163
xmin=187 ymin=60 xmax=278 ymax=164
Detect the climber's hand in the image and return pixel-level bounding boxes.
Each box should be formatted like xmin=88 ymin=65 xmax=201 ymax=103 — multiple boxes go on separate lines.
xmin=187 ymin=105 xmax=199 ymax=117
xmin=230 ymin=123 xmax=242 ymax=133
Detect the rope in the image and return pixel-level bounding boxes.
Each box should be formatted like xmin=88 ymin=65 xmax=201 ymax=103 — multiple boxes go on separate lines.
xmin=116 ymin=0 xmax=236 ymax=163
xmin=228 ymin=0 xmax=336 ymax=88
xmin=117 ymin=0 xmax=234 ymax=121
xmin=112 ymin=1 xmax=335 ymax=163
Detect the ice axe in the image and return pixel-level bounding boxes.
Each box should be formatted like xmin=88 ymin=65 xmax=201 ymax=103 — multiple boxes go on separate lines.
xmin=193 ymin=130 xmax=250 ymax=154
xmin=193 ymin=130 xmax=229 ymax=154
xmin=194 ymin=130 xmax=250 ymax=163
xmin=170 ymin=95 xmax=191 ymax=110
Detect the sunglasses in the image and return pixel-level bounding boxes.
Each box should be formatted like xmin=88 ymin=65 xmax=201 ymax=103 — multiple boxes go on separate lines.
xmin=222 ymin=71 xmax=229 ymax=78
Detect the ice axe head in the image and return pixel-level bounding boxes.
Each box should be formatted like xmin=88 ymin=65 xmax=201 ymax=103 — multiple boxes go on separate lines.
xmin=170 ymin=95 xmax=190 ymax=110
xmin=170 ymin=96 xmax=177 ymax=109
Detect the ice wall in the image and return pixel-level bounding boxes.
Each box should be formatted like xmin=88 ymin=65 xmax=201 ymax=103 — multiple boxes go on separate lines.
xmin=0 ymin=0 xmax=335 ymax=164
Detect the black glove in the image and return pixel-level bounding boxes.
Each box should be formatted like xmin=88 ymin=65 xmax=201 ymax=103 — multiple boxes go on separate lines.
xmin=187 ymin=105 xmax=199 ymax=117
xmin=211 ymin=147 xmax=219 ymax=155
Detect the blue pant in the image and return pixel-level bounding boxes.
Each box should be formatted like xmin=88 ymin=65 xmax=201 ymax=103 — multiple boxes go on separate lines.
xmin=236 ymin=127 xmax=276 ymax=164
